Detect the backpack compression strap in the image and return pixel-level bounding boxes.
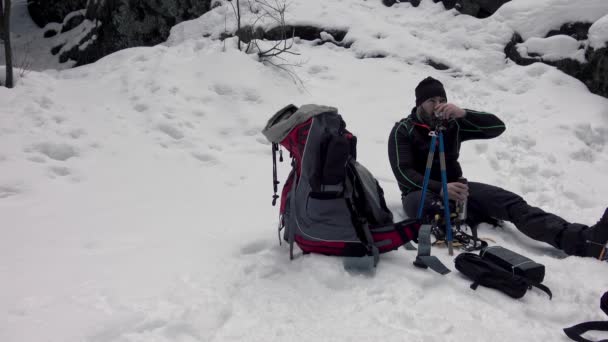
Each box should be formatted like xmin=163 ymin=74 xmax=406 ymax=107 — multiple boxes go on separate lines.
xmin=413 ymin=224 xmax=451 ymax=275
xmin=563 ymin=291 xmax=608 ymax=342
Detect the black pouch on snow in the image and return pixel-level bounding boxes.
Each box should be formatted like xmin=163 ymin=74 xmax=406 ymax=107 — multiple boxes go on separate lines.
xmin=480 ymin=246 xmax=545 ymax=283
xmin=454 ymin=252 xmax=552 ymax=299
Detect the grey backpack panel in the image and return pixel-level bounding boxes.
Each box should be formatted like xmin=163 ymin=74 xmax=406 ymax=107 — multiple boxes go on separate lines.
xmin=351 ymin=161 xmax=394 ymax=225
xmin=291 ymin=114 xmax=360 ymax=242
xmin=262 ymin=104 xmax=338 ymax=143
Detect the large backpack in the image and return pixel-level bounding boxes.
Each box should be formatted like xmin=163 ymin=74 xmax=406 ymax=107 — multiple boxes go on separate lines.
xmin=262 ymin=104 xmax=421 ymax=266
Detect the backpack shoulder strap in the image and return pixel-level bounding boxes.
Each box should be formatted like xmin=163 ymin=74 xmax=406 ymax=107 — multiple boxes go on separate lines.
xmin=563 ymin=321 xmax=608 ymax=342
xmin=563 ymin=291 xmax=608 ymax=342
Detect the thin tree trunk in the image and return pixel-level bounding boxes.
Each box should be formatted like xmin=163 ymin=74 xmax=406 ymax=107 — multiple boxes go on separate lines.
xmin=236 ymin=0 xmax=241 ymax=51
xmin=1 ymin=0 xmax=12 ymax=88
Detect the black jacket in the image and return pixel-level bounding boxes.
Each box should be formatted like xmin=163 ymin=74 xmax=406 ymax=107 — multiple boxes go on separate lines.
xmin=388 ymin=108 xmax=506 ymax=196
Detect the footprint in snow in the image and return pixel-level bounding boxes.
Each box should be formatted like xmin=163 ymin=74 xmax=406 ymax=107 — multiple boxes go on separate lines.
xmin=240 ymin=240 xmax=271 ymax=255
xmin=509 ymin=135 xmax=536 ymax=149
xmin=52 ymin=115 xmax=67 ymax=124
xmin=157 ymin=123 xmax=184 ymax=140
xmin=133 ymin=103 xmax=149 ymax=113
xmin=0 ymin=185 xmax=21 ymax=198
xmin=308 ymin=65 xmax=329 ymax=75
xmin=475 ymin=143 xmax=488 ymax=154
xmin=562 ymin=191 xmax=593 ymax=208
xmin=192 ymin=110 xmax=206 ymax=118
xmin=488 ymin=157 xmax=500 ymax=171
xmin=525 ymin=63 xmax=549 ymax=77
xmin=256 ymin=136 xmax=270 ymax=145
xmin=133 ymin=54 xmax=148 ymax=63
xmin=144 ymin=81 xmax=161 ymax=93
xmin=191 ymin=152 xmax=217 ymax=164
xmin=570 ymin=148 xmax=595 ymax=162
xmin=68 ymin=129 xmax=86 ymax=139
xmin=49 ymin=166 xmax=71 ymax=177
xmin=34 ymin=96 xmax=54 ymax=110
xmin=539 ymin=168 xmax=562 ymax=178
xmin=218 ymin=128 xmax=232 ymax=136
xmin=210 ymin=83 xmax=234 ymax=96
xmin=28 ymin=155 xmax=46 ymax=163
xmin=209 ymin=144 xmax=223 ymax=152
xmin=243 ymin=128 xmax=259 ymax=137
xmin=515 ymin=163 xmax=539 ymax=177
xmin=29 ymin=142 xmax=78 ymax=161
xmin=573 ymin=124 xmax=606 ymax=151
xmin=242 ymin=89 xmax=261 ymax=103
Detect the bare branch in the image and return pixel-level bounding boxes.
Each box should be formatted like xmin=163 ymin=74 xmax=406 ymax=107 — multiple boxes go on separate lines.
xmin=226 ymin=0 xmax=241 ymax=50
xmin=229 ymin=0 xmax=304 ymax=87
xmin=262 ymin=58 xmax=305 ymax=89
xmin=17 ymin=39 xmax=32 ymax=78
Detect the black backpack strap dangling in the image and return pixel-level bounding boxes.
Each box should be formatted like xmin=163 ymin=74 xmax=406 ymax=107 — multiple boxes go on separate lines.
xmin=525 ymin=280 xmax=553 ymax=299
xmin=563 ymin=291 xmax=608 ymax=342
xmin=564 ymin=322 xmax=608 ymax=342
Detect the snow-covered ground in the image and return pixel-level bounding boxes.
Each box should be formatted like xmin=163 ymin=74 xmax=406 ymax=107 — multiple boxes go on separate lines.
xmin=1 ymin=0 xmax=608 ymax=341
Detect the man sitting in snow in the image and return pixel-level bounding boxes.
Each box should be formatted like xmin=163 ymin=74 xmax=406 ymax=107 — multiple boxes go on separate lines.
xmin=387 ymin=76 xmax=608 ymax=259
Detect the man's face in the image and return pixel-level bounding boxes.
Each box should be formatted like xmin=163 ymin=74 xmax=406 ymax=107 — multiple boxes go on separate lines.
xmin=419 ymin=96 xmax=447 ymax=117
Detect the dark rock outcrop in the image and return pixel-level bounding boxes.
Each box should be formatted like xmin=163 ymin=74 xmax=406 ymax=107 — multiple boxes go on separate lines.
xmin=382 ymin=0 xmax=421 ymax=7
xmin=585 ymin=46 xmax=608 ymax=98
xmin=505 ymin=23 xmax=608 ymax=99
xmin=504 ymin=33 xmax=537 ymax=66
xmin=60 ymin=13 xmax=85 ymax=33
xmin=383 ymin=0 xmax=510 ymax=18
xmin=546 ymin=22 xmax=592 ymax=40
xmin=235 ymin=25 xmax=348 ymax=47
xmin=434 ymin=0 xmax=510 ymax=18
xmin=29 ymin=0 xmax=212 ymax=66
xmin=27 ymin=0 xmax=87 ymax=27
xmin=44 ymin=29 xmax=58 ymax=38
xmin=426 ymin=59 xmax=450 ymax=70
xmin=265 ymin=26 xmax=347 ymax=43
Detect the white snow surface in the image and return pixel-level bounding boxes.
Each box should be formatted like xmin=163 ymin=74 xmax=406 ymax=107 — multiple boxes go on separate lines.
xmin=589 ymin=14 xmax=608 ymax=49
xmin=517 ymin=35 xmax=586 ymax=62
xmin=494 ymin=0 xmax=608 ymax=40
xmin=1 ymin=0 xmax=608 ymax=341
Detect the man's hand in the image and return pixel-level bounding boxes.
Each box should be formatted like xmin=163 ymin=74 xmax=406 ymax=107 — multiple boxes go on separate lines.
xmin=434 ymin=103 xmax=466 ymax=120
xmin=440 ymin=182 xmax=469 ymax=202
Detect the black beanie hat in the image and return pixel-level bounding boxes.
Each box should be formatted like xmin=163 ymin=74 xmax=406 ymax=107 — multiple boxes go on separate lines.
xmin=415 ymin=77 xmax=447 ymax=107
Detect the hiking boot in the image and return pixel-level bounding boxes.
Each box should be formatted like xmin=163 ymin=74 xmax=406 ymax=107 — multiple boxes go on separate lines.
xmin=582 ymin=208 xmax=608 ymax=260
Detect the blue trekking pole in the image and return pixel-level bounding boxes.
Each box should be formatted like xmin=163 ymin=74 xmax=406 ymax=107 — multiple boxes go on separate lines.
xmin=416 ymin=126 xmax=454 ymax=255
xmin=438 ymin=131 xmax=454 ymax=255
xmin=416 ymin=133 xmax=437 ymax=219
xmin=412 ymin=125 xmax=453 ymax=275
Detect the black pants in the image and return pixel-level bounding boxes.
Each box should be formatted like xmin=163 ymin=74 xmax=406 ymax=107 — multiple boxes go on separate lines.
xmin=401 ymin=182 xmax=587 ymax=253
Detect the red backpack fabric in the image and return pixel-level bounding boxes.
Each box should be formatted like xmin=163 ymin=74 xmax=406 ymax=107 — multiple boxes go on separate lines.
xmin=263 ymin=104 xmax=421 ymax=264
